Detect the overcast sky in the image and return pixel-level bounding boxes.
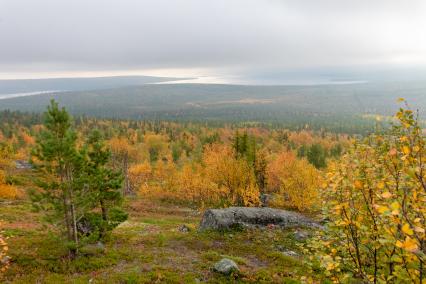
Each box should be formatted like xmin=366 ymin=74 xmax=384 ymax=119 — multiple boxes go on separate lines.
xmin=1 ymin=0 xmax=426 ymax=82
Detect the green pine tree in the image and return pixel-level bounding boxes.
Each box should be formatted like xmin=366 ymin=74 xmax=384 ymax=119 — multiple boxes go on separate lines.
xmin=83 ymin=130 xmax=127 ymax=240
xmin=30 ymin=100 xmax=84 ymax=258
xmin=306 ymin=143 xmax=327 ymax=169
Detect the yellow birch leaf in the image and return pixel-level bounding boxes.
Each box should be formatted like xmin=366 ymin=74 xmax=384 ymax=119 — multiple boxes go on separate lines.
xmin=399 ymin=237 xmax=418 ymax=252
xmin=402 ymin=223 xmax=413 ymax=236
xmin=390 ymin=202 xmax=400 ymax=211
xmin=381 ymin=191 xmax=392 ymax=198
xmin=402 ymin=146 xmax=410 ymax=155
xmin=376 ymin=205 xmax=389 ymax=214
xmin=400 ymin=136 xmax=409 ymax=142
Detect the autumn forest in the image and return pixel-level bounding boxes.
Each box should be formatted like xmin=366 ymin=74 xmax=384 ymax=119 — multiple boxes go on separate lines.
xmin=0 ymin=95 xmax=425 ymax=283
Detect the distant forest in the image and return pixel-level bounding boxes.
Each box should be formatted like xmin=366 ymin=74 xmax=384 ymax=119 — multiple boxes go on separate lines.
xmin=1 ymin=80 xmax=426 ymax=134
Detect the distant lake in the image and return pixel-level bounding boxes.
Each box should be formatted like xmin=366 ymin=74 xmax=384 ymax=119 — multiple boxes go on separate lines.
xmin=0 ymin=90 xmax=64 ymax=100
xmin=153 ymin=76 xmax=368 ymax=86
xmin=0 ymin=77 xmax=368 ymax=100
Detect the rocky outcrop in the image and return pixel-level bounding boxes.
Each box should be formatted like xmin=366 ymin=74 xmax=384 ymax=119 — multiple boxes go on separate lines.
xmin=213 ymin=258 xmax=239 ymax=275
xmin=199 ymin=207 xmax=320 ymax=231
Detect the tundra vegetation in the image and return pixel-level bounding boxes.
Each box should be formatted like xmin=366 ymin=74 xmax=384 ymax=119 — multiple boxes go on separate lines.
xmin=0 ymin=99 xmax=425 ymax=282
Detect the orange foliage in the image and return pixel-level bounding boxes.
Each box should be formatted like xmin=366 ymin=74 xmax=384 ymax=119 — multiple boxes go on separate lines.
xmin=0 ymin=223 xmax=9 ymax=274
xmin=1 ymin=115 xmax=347 ymax=211
xmin=109 ymin=137 xmax=134 ymax=158
xmin=267 ymin=151 xmax=321 ymax=211
xmin=0 ymin=170 xmax=19 ymax=199
xmin=137 ymin=143 xmax=260 ymax=208
xmin=175 ymin=163 xmax=214 ymax=207
xmin=129 ymin=161 xmax=152 ymax=192
xmin=289 ymin=130 xmax=314 ymax=146
xmin=20 ymin=131 xmax=35 ymax=146
xmin=202 ymin=144 xmax=260 ymax=207
xmin=143 ymin=133 xmax=169 ymax=161
xmin=0 ymin=145 xmax=20 ymax=199
xmin=267 ymin=151 xmax=297 ymax=193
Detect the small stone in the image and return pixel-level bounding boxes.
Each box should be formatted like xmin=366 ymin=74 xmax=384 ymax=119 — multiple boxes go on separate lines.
xmin=15 ymin=160 xmax=33 ymax=169
xmin=283 ymin=250 xmax=298 ymax=257
xmin=213 ymin=258 xmax=239 ymax=275
xmin=178 ymin=224 xmax=191 ymax=233
xmin=276 ymin=245 xmax=285 ymax=251
xmin=1 ymin=255 xmax=11 ymax=264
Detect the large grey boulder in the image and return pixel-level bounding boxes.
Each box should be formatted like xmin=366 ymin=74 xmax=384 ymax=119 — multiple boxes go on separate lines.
xmin=213 ymin=258 xmax=239 ymax=275
xmin=199 ymin=207 xmax=320 ymax=231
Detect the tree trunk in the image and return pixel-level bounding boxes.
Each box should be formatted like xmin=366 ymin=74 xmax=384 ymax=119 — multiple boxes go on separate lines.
xmin=64 ymin=188 xmax=76 ymax=259
xmin=70 ymin=192 xmax=78 ymax=251
xmin=62 ymin=192 xmax=72 ymax=242
xmin=123 ymin=154 xmax=130 ymax=195
xmin=99 ymin=199 xmax=108 ymax=239
xmin=66 ymin=166 xmax=78 ymax=258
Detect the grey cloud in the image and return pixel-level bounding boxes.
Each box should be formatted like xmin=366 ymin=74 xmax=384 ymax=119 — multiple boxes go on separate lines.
xmin=0 ymin=0 xmax=425 ymax=78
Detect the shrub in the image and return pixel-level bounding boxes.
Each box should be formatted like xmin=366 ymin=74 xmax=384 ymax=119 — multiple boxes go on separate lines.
xmin=307 ymin=102 xmax=426 ymax=283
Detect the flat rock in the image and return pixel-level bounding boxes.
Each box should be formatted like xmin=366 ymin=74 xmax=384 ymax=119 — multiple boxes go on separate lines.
xmin=199 ymin=207 xmax=320 ymax=231
xmin=213 ymin=258 xmax=239 ymax=275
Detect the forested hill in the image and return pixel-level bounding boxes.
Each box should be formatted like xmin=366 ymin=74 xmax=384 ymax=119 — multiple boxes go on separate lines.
xmin=0 ymin=75 xmax=186 ymax=96
xmin=1 ymin=80 xmax=425 ymax=133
